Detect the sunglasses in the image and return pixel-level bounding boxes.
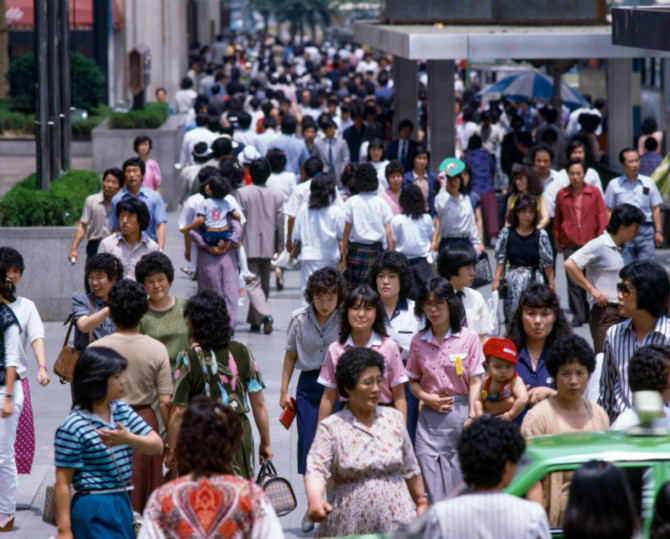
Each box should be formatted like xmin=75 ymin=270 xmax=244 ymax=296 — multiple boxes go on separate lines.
xmin=617 ymin=282 xmax=633 ymax=297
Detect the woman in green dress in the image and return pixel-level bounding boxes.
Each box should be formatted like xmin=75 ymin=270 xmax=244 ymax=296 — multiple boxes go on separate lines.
xmin=164 ymin=290 xmax=273 ymax=479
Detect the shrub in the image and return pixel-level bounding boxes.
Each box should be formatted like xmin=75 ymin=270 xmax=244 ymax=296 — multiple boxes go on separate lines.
xmin=109 ymin=102 xmax=169 ymax=129
xmin=0 ymin=169 xmax=101 ymax=226
xmin=7 ymin=52 xmax=105 ymax=114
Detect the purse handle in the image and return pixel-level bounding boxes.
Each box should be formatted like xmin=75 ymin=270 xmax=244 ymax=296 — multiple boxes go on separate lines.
xmin=64 ymin=295 xmax=96 ymax=347
xmin=256 ymin=458 xmax=278 ymax=484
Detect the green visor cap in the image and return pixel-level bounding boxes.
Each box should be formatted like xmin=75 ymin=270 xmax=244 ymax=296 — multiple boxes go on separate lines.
xmin=438 ymin=157 xmax=465 ymax=177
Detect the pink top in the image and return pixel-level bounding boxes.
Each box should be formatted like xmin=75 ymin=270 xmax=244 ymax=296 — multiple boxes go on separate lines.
xmin=406 ymin=326 xmax=485 ymax=395
xmin=377 ymin=189 xmax=401 ymax=216
xmin=318 ymin=332 xmax=408 ymax=403
xmin=143 ymin=159 xmax=162 ymax=190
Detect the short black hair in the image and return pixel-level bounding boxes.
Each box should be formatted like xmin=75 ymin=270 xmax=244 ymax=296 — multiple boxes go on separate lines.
xmin=267 ymin=148 xmax=287 ymax=173
xmin=303 ymin=156 xmax=324 ymax=179
xmin=207 ymin=175 xmax=231 ymax=199
xmin=565 ymin=157 xmax=587 ymax=174
xmin=340 ymin=286 xmax=388 ymax=343
xmin=308 ymin=174 xmax=337 ymax=210
xmin=0 ymin=262 xmax=10 ymax=301
xmin=645 ymin=136 xmax=659 ymax=152
xmin=507 ymin=193 xmax=539 ymax=228
xmin=0 ymin=247 xmax=24 ymax=275
xmin=106 ymin=279 xmax=149 ymax=329
xmin=237 ymin=111 xmax=252 ymax=129
xmin=565 ymin=139 xmax=590 ymax=163
xmin=438 ymin=243 xmax=477 ymax=280
xmin=183 ymin=291 xmax=232 ymax=351
xmin=103 ymin=167 xmax=125 ymax=188
xmin=530 ymin=144 xmax=554 ymax=163
xmin=135 ymin=251 xmax=174 ymax=285
xmin=212 ymin=137 xmax=233 ymax=158
xmin=116 ymin=198 xmax=151 ymax=231
xmin=458 ymin=415 xmax=526 ymax=488
xmin=219 ymin=159 xmax=245 ymax=189
xmin=467 ymin=134 xmax=483 ymax=151
xmin=619 ymin=147 xmax=637 ymax=164
xmin=335 ymin=347 xmax=385 ymax=399
xmin=620 ymin=261 xmax=670 ymax=318
xmin=351 ymin=162 xmax=378 ymax=194
xmin=414 ymin=277 xmax=463 ymax=332
xmin=133 ymin=135 xmax=152 ymax=153
xmin=72 ymin=346 xmax=128 ymax=411
xmin=85 ymin=253 xmax=124 ymax=282
xmin=651 ymin=481 xmax=670 ymax=538
xmin=280 ymin=115 xmax=298 ymax=134
xmin=628 ymin=344 xmax=670 ymax=393
xmin=399 ymin=183 xmax=426 ymax=220
xmin=413 ymin=144 xmax=429 ymax=162
xmin=398 ymin=119 xmax=414 ymax=132
xmin=545 ymin=335 xmax=595 ymax=379
xmin=367 ymin=251 xmax=413 ymax=300
xmin=123 ymin=156 xmax=145 ymax=176
xmin=249 ymin=158 xmax=271 ymax=185
xmin=304 ymin=266 xmax=348 ymax=306
xmin=385 ymin=160 xmax=404 ymax=178
xmin=606 ymin=203 xmax=645 ymax=235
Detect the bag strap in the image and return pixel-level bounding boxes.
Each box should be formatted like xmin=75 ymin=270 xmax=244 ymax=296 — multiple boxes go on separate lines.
xmin=256 ymin=458 xmax=277 ymax=484
xmin=88 ymin=295 xmax=95 ymax=345
xmin=62 ymin=315 xmax=76 ymax=348
xmin=64 ymin=295 xmax=96 ymax=347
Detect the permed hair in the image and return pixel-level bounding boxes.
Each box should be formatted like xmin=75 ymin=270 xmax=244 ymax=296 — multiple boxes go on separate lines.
xmin=399 ymin=183 xmax=426 ymax=220
xmin=135 ymin=251 xmax=175 ymax=285
xmin=183 ymin=291 xmax=232 ymax=350
xmin=628 ymin=344 xmax=670 ymax=393
xmin=350 ymin=162 xmax=379 ymax=194
xmin=367 ymin=251 xmax=414 ymax=300
xmin=105 ymin=279 xmax=149 ymax=329
xmin=335 ymin=347 xmax=385 ymax=399
xmin=545 ymin=334 xmax=595 ymax=379
xmin=85 ymin=253 xmax=124 ymax=282
xmin=304 ymin=266 xmax=348 ymax=307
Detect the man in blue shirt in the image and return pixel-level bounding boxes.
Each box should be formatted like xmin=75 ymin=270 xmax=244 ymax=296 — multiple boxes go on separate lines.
xmin=604 ymin=148 xmax=663 ymax=264
xmin=109 ymin=157 xmax=168 ymax=249
xmin=268 ymin=115 xmax=310 ymax=177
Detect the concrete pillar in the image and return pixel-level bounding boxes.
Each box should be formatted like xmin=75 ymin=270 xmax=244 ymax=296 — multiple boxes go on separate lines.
xmin=663 ymin=59 xmax=670 ymax=155
xmin=427 ymin=59 xmax=455 ymax=173
xmin=607 ymin=58 xmax=633 ymax=171
xmin=392 ymin=55 xmax=418 ymax=138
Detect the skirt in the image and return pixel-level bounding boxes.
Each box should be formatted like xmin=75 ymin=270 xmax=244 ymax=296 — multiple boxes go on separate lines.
xmin=71 ymin=491 xmax=134 ymax=539
xmin=408 ymin=257 xmax=435 ymax=298
xmin=14 ymin=378 xmax=35 ymax=474
xmin=130 ymin=406 xmax=163 ymax=513
xmin=296 ymin=370 xmax=324 ymax=474
xmin=503 ymin=266 xmax=545 ymax=321
xmin=404 ymin=382 xmax=420 ymax=444
xmin=346 ymin=242 xmax=383 ymax=290
xmin=414 ymin=395 xmax=469 ymax=503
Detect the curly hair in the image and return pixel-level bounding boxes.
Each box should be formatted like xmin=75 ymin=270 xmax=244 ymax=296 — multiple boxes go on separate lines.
xmin=183 ymin=291 xmax=232 ymax=350
xmin=399 ymin=183 xmax=426 ymax=220
xmin=620 ymin=261 xmax=670 ymax=318
xmin=437 ymin=243 xmax=477 ymax=280
xmin=506 ymin=282 xmax=572 ymax=351
xmin=335 ymin=347 xmax=385 ymax=399
xmin=308 ymin=174 xmax=337 ymax=210
xmin=339 ymin=286 xmax=388 ymax=344
xmin=385 ymin=160 xmax=404 ymax=179
xmin=458 ymin=415 xmax=526 ymax=488
xmin=304 ymin=266 xmax=348 ymax=306
xmin=72 ymin=346 xmax=128 ymax=411
xmin=266 ymin=148 xmax=287 ymax=173
xmin=367 ymin=251 xmax=413 ymax=300
xmin=628 ymin=344 xmax=670 ymax=393
xmin=176 ymin=398 xmax=243 ymax=478
xmin=510 ymin=164 xmax=544 ymax=196
xmin=85 ymin=253 xmax=124 ymax=282
xmin=116 ymin=198 xmax=151 ymax=231
xmin=350 ymin=162 xmax=379 ymax=194
xmin=135 ymin=252 xmax=174 ymax=285
xmin=651 ymin=481 xmax=670 ymax=539
xmin=507 ymin=193 xmax=539 ymax=228
xmin=0 ymin=246 xmax=25 ymax=275
xmin=106 ymin=279 xmax=149 ymax=329
xmin=545 ymin=335 xmax=595 ymax=379
xmin=414 ymin=277 xmax=463 ymax=333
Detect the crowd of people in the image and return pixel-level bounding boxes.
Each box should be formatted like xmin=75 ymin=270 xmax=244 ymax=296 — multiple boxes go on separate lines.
xmin=2 ymin=33 xmax=670 ymax=538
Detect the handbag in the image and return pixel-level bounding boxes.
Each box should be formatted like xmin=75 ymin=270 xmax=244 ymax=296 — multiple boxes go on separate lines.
xmin=53 ymin=296 xmax=94 ymax=384
xmin=42 ymin=484 xmax=57 ymax=526
xmin=472 ymin=252 xmax=493 ymax=289
xmin=256 ymin=458 xmax=297 ymax=516
xmin=498 ymin=276 xmax=508 ymax=299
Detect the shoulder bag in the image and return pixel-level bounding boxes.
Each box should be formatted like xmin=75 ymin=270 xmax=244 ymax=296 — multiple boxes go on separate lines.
xmin=53 ymin=295 xmax=94 ymax=384
xmin=256 ymin=458 xmax=297 ymax=516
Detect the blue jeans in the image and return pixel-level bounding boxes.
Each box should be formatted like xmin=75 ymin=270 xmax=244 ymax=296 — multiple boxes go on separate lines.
xmin=623 ymin=223 xmax=655 ymax=264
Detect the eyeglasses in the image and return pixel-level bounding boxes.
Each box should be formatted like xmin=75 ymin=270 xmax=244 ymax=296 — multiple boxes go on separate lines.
xmin=617 ymin=282 xmax=633 ymax=297
xmin=422 ymin=300 xmax=448 ymax=310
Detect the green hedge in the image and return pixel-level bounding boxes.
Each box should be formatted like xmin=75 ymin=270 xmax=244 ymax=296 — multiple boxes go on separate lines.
xmin=0 ymin=169 xmax=101 ymax=226
xmin=109 ymin=103 xmax=169 ymax=129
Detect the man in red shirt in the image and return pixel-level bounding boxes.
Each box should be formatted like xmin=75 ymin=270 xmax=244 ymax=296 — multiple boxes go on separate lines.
xmin=554 ymin=157 xmax=608 ymax=327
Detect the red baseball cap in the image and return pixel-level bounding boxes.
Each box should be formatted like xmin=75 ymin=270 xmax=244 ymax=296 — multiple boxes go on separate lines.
xmin=483 ymin=337 xmax=518 ymax=365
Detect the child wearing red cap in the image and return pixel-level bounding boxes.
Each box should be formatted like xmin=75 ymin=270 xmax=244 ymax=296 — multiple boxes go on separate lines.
xmin=474 ymin=337 xmax=528 ymax=421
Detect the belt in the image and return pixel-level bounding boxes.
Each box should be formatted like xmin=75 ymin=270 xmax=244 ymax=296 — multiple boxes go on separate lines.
xmin=206 ymin=227 xmax=229 ymax=232
xmin=444 ymin=235 xmax=469 ymax=239
xmin=131 ymin=404 xmax=152 ymax=411
xmin=78 ymin=486 xmax=133 ymax=495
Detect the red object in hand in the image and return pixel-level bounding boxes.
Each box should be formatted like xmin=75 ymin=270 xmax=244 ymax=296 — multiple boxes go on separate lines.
xmin=279 ymin=398 xmax=296 ymax=429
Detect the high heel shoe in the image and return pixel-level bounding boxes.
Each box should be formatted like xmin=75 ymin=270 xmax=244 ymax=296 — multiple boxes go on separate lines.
xmin=0 ymin=517 xmax=14 ymax=532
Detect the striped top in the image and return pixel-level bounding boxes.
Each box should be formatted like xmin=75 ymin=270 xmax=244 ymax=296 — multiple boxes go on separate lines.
xmin=598 ymin=316 xmax=670 ymax=422
xmin=54 ymin=400 xmax=152 ymax=492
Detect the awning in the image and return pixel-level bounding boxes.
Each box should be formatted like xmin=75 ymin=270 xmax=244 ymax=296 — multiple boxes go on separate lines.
xmin=6 ymin=0 xmax=123 ymax=30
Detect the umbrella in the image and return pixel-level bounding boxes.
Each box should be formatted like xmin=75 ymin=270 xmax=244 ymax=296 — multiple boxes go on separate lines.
xmin=477 ymin=70 xmax=587 ymax=108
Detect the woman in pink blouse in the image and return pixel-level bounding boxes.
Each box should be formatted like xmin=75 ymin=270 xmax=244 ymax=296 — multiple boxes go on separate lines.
xmin=377 ymin=160 xmax=404 ymax=216
xmin=317 ymin=286 xmax=408 ymax=423
xmin=407 ymin=277 xmax=485 ymax=502
xmin=134 ymin=135 xmax=162 ymax=193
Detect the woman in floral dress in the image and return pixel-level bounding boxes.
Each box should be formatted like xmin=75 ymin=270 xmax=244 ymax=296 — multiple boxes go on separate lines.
xmin=164 ymin=291 xmax=273 ymax=479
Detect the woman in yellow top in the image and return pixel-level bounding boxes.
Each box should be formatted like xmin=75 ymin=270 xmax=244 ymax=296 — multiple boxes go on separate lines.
xmin=505 ymin=164 xmax=550 ymax=229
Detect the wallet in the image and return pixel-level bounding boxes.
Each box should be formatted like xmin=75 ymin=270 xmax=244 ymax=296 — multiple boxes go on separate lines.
xmin=279 ymin=398 xmax=296 ymax=429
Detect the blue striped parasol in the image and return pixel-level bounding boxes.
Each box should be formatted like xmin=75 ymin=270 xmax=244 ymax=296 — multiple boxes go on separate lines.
xmin=477 ymin=70 xmax=587 ymax=107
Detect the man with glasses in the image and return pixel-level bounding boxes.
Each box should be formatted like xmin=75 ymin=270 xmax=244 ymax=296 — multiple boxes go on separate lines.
xmin=598 ymin=260 xmax=670 ymax=423
xmin=564 ymin=203 xmax=645 ymax=354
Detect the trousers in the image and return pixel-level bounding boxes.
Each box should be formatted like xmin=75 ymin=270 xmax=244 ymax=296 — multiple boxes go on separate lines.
xmin=0 ymin=380 xmax=24 ymax=516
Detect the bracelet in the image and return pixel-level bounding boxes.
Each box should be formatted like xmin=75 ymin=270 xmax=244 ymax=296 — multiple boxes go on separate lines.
xmin=38 ymin=364 xmax=47 ymax=369
xmin=166 ymin=448 xmax=176 ymax=453
xmin=413 ymin=493 xmax=428 ymax=501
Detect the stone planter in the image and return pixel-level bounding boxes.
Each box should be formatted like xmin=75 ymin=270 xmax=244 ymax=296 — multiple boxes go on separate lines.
xmin=0 ymin=226 xmax=83 ymax=321
xmin=92 ymin=115 xmax=183 ymax=211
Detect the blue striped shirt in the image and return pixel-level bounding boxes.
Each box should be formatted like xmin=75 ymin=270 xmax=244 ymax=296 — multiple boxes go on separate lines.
xmin=54 ymin=400 xmax=152 ymax=492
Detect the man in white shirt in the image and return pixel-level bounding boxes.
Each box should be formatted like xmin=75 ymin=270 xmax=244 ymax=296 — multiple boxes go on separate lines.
xmin=179 ymin=114 xmax=219 ymax=168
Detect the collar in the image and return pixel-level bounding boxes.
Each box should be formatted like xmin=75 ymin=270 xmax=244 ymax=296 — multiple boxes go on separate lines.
xmin=420 ymin=326 xmax=458 ymax=344
xmin=122 ymin=186 xmax=149 ymax=199
xmin=340 ymin=406 xmax=382 ymax=435
xmin=116 ymin=231 xmax=149 ymax=247
xmin=74 ymin=401 xmax=120 ymax=429
xmin=413 ymin=171 xmax=428 ymax=181
xmin=619 ymin=175 xmax=642 ymax=186
xmin=517 ymin=346 xmax=547 ymax=370
xmin=387 ymin=297 xmax=409 ymax=322
xmin=345 ymin=330 xmax=382 ymax=348
xmin=307 ymin=304 xmax=337 ymax=329
xmin=623 ymin=315 xmax=669 ymax=339
xmin=602 ymin=232 xmax=621 ymax=250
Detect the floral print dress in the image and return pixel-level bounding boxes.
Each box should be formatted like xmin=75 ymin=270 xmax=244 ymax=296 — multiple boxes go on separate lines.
xmin=172 ymin=341 xmax=265 ymax=479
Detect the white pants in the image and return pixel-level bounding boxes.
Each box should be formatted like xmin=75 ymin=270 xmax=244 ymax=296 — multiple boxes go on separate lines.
xmin=0 ymin=379 xmax=23 ymax=516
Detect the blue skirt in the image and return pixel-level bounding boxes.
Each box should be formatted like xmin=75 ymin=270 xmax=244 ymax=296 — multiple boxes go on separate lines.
xmin=297 ymin=370 xmax=324 ymax=474
xmin=71 ymin=491 xmax=134 ymax=539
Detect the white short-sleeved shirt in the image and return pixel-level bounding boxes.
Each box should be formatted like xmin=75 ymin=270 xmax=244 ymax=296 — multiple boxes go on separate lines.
xmin=267 ymin=171 xmax=297 ymax=204
xmin=285 ymin=178 xmax=343 ymax=217
xmin=434 ymin=191 xmax=480 ymax=245
xmin=611 ymin=406 xmax=670 ymax=430
xmin=569 ymin=232 xmax=624 ymax=305
xmin=540 ymin=169 xmax=569 ymax=218
xmin=9 ymin=296 xmax=45 ymax=375
xmin=198 ymin=197 xmax=233 ymax=229
xmin=390 ymin=213 xmax=433 ymax=258
xmin=386 ymin=298 xmax=420 ymax=359
xmin=178 ymin=193 xmax=204 ymax=229
xmin=461 ymin=287 xmax=493 ymax=336
xmin=293 ymin=204 xmax=344 ymax=261
xmin=343 ymin=192 xmax=393 ymax=244
xmin=604 ymin=174 xmax=663 ymax=222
